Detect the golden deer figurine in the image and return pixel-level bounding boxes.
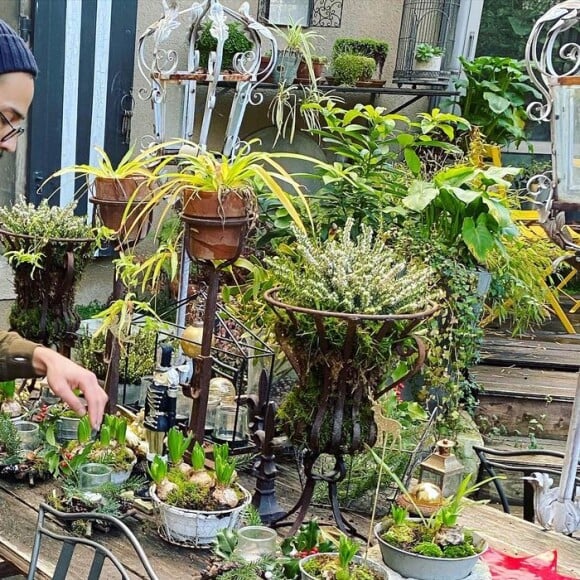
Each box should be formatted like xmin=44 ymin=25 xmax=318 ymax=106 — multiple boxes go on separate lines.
xmin=372 ymin=399 xmax=403 ymax=450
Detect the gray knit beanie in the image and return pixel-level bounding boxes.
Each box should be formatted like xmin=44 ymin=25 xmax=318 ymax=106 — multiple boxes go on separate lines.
xmin=0 ymin=19 xmax=37 ymax=77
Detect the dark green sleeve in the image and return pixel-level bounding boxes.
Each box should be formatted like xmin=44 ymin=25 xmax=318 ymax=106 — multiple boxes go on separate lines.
xmin=0 ymin=331 xmax=41 ymax=380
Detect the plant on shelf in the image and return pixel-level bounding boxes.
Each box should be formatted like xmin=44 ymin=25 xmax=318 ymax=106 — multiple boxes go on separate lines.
xmin=415 ymin=43 xmax=444 ymax=63
xmin=271 ymin=20 xmax=322 ymax=85
xmin=332 ymin=53 xmax=376 ymax=86
xmin=0 ymin=199 xmax=108 ymax=345
xmin=332 ymin=37 xmax=389 ymax=79
xmin=454 ymin=56 xmax=540 ymax=148
xmin=299 ymin=533 xmax=390 ymax=579
xmin=149 ymin=429 xmax=251 ymax=545
xmin=196 ymin=21 xmax=253 ymax=72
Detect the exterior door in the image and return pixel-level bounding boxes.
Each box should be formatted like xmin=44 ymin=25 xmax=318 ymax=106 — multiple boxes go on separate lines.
xmin=27 ymin=0 xmax=138 ymax=216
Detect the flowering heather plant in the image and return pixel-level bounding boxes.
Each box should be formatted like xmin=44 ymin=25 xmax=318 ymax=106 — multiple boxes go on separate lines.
xmin=268 ymin=218 xmax=436 ymax=315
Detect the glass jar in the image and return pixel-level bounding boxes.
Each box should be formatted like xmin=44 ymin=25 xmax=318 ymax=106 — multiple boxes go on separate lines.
xmin=213 ymin=403 xmax=249 ymax=445
xmin=204 ymin=396 xmax=221 ymax=433
xmin=236 ymin=526 xmax=278 ymax=562
xmin=78 ymin=463 xmax=112 ymax=491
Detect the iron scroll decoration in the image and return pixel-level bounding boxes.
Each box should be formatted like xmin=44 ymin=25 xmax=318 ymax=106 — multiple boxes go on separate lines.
xmin=524 ymin=1 xmax=580 ymax=123
xmin=257 ymin=0 xmax=344 ymax=28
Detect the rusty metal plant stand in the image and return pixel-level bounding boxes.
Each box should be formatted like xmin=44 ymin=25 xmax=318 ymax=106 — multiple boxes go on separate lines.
xmin=264 ymin=288 xmax=438 ymax=535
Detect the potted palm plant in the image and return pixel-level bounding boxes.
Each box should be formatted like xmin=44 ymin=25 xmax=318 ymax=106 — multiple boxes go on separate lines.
xmin=125 ymin=139 xmax=312 ymax=261
xmin=48 ymin=145 xmax=164 ymax=243
xmin=149 ymin=428 xmax=250 ymax=546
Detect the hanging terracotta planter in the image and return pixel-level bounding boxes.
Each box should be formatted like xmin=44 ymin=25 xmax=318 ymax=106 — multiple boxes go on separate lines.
xmin=90 ymin=176 xmax=152 ymax=243
xmin=181 ymin=189 xmax=254 ymax=261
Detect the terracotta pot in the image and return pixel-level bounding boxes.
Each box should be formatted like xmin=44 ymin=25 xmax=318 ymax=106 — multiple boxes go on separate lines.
xmin=181 ymin=189 xmax=253 ymax=260
xmin=91 ymin=176 xmax=151 ymax=242
xmin=93 ymin=176 xmax=148 ymax=202
xmin=297 ymin=60 xmax=326 ymax=81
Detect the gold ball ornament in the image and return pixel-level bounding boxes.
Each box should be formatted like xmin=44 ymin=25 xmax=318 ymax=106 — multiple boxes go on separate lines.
xmin=209 ymin=377 xmax=236 ymax=402
xmin=410 ymin=482 xmax=444 ymax=506
xmin=180 ymin=323 xmax=205 ymax=358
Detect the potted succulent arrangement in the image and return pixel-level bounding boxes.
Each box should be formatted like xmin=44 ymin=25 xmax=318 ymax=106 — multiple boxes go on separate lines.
xmin=373 ymin=474 xmax=489 ymax=580
xmin=149 ymin=428 xmax=251 ymax=546
xmin=299 ymin=534 xmax=390 ymax=580
xmin=0 ymin=199 xmax=106 ymax=345
xmin=414 ymin=43 xmax=445 ymax=72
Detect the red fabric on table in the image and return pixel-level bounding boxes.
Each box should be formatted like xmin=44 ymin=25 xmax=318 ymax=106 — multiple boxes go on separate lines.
xmin=482 ymin=547 xmax=577 ymax=579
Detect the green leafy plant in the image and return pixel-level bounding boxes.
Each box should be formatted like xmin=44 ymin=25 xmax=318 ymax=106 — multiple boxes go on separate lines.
xmin=333 ymin=37 xmax=389 ymax=77
xmin=415 ymin=43 xmax=444 ymax=63
xmin=167 ymin=427 xmax=193 ymax=466
xmin=148 ymin=455 xmax=168 ymax=485
xmin=196 ymin=21 xmax=253 ymax=70
xmin=76 ymin=415 xmax=92 ymax=445
xmin=403 ymin=164 xmax=521 ymax=265
xmin=214 ymin=442 xmax=237 ymax=487
xmin=454 ymin=56 xmax=540 ymax=147
xmin=332 ymin=53 xmax=375 ymax=86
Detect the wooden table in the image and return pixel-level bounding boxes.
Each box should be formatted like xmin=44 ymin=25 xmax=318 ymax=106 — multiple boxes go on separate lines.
xmin=0 ymin=479 xmax=578 ymax=579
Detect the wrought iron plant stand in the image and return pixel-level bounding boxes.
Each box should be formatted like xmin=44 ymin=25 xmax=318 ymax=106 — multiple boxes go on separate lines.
xmin=264 ymin=288 xmax=438 ymax=534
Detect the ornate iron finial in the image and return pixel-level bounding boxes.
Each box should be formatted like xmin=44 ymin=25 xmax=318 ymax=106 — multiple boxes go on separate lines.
xmin=525 ymin=1 xmax=580 ymax=121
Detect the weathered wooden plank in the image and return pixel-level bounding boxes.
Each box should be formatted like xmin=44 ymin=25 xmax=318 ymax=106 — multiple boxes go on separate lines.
xmin=461 ymin=502 xmax=579 ymax=578
xmin=481 ymin=336 xmax=580 ymax=371
xmin=472 ymin=366 xmax=577 ymax=400
xmin=476 ymin=395 xmax=571 ymax=440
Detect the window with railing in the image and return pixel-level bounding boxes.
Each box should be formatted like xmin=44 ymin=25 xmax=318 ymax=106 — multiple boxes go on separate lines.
xmin=258 ymin=0 xmax=344 ymax=28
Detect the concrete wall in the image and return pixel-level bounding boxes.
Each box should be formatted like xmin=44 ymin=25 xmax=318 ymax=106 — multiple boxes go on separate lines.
xmin=131 ymin=0 xmax=425 ymax=151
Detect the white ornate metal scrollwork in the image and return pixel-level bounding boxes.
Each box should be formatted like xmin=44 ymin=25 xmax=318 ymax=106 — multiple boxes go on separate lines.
xmin=137 ymin=0 xmax=277 ymax=150
xmin=524 ymin=3 xmax=580 ymax=536
xmin=525 ymin=1 xmax=580 ymax=121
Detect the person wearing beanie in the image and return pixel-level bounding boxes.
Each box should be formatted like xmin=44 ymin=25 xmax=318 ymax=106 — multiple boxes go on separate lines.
xmin=0 ymin=19 xmax=107 ymax=429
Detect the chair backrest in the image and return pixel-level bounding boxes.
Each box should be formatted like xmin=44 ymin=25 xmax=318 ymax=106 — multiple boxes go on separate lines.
xmin=28 ymin=503 xmax=159 ymax=580
xmin=473 ymin=445 xmax=580 ymax=523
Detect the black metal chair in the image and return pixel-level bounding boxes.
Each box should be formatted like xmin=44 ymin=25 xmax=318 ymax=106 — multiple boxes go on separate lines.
xmin=27 ymin=503 xmax=159 ymax=580
xmin=473 ymin=444 xmax=580 ymax=523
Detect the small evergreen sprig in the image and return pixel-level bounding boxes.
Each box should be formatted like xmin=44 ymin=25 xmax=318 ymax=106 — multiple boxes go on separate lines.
xmin=268 ymin=218 xmax=437 ymax=315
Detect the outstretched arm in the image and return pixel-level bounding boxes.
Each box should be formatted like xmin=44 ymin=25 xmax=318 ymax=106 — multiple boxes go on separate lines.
xmin=32 ymin=347 xmax=107 ymax=430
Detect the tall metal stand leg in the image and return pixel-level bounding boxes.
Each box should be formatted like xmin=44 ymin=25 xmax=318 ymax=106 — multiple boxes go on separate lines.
xmin=103 ymin=272 xmax=124 ymax=413
xmin=188 ymin=266 xmax=220 ymax=443
xmin=252 ymin=402 xmax=285 ymax=523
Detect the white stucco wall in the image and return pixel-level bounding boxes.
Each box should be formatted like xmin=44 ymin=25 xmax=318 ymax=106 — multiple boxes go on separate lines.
xmin=130 ymin=0 xmax=427 ymax=151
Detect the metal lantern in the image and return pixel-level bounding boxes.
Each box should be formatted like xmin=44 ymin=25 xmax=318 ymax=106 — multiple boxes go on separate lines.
xmin=418 ymin=439 xmax=463 ymax=498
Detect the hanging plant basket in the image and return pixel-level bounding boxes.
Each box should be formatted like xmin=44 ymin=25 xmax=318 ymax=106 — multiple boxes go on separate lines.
xmin=0 ymin=229 xmax=95 ymax=346
xmin=90 ymin=176 xmax=152 ymax=244
xmin=180 ymin=189 xmax=254 ymax=261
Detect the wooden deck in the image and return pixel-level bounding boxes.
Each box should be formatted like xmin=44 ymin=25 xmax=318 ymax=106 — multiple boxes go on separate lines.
xmin=0 ymin=462 xmax=578 ymax=579
xmin=473 ymin=331 xmax=579 ymax=440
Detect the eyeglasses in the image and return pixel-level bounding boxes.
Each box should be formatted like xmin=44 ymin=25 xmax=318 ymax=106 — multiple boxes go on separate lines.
xmin=0 ymin=111 xmax=25 ymax=143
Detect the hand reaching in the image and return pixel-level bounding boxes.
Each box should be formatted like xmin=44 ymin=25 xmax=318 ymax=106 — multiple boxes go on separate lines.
xmin=32 ymin=347 xmax=108 ymax=429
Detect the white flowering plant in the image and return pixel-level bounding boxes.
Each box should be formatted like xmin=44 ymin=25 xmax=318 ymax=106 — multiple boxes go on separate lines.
xmin=268 ymin=220 xmax=440 ymax=452
xmin=268 ymin=219 xmax=435 ymax=316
